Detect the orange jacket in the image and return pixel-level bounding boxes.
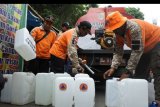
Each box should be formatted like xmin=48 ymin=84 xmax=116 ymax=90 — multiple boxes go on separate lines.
xmin=31 ymin=26 xmax=57 ymax=59
xmin=133 ymin=19 xmax=160 ymax=52
xmin=117 ymin=19 xmax=160 ymax=53
xmin=49 ymin=28 xmax=76 ymax=60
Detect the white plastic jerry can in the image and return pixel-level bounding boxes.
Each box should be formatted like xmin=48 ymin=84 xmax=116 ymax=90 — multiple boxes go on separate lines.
xmin=74 ymin=73 xmax=90 ymax=78
xmin=105 ymin=78 xmax=121 ymax=107
xmin=11 ymin=72 xmax=35 ymax=105
xmin=35 ymin=72 xmax=54 ymax=106
xmin=55 ymin=77 xmax=74 ymax=107
xmin=119 ymin=79 xmax=148 ymax=107
xmin=14 ymin=27 xmax=36 ymax=61
xmin=52 ymin=73 xmax=71 ymax=106
xmin=1 ymin=74 xmax=13 ymax=103
xmin=105 ymin=78 xmax=148 ymax=107
xmin=74 ymin=77 xmax=95 ymax=107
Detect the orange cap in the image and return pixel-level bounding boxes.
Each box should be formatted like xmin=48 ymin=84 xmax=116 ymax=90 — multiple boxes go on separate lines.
xmin=106 ymin=11 xmax=127 ymax=31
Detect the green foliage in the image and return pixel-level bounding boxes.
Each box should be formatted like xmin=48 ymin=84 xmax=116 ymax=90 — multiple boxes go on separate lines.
xmin=125 ymin=7 xmax=144 ymax=20
xmin=89 ymin=4 xmax=98 ymax=8
xmin=29 ymin=4 xmax=91 ymax=30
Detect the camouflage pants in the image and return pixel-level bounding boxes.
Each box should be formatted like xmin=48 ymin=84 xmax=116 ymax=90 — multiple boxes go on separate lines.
xmin=134 ymin=52 xmax=151 ymax=80
xmin=150 ymin=42 xmax=160 ymax=100
xmin=153 ymin=75 xmax=160 ymax=100
xmin=134 ymin=42 xmax=160 ymax=100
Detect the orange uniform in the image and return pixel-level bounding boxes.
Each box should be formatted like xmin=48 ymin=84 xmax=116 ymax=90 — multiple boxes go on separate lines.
xmin=132 ymin=19 xmax=160 ymax=52
xmin=50 ymin=21 xmax=92 ymax=74
xmin=50 ymin=28 xmax=79 ymax=67
xmin=116 ymin=19 xmax=160 ymax=53
xmin=50 ymin=29 xmax=73 ymax=59
xmin=31 ymin=26 xmax=57 ymax=59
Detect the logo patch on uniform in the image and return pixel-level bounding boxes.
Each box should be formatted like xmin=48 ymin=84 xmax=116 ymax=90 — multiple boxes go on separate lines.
xmin=79 ymin=83 xmax=88 ymax=91
xmin=59 ymin=83 xmax=67 ymax=91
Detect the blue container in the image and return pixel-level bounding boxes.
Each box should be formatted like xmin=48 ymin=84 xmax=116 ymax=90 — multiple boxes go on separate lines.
xmin=150 ymin=101 xmax=158 ymax=107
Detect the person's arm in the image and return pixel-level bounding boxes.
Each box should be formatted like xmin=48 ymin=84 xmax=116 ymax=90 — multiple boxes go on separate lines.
xmin=103 ymin=39 xmax=124 ymax=79
xmin=125 ymin=21 xmax=144 ymax=73
xmin=111 ymin=45 xmax=124 ymax=69
xmin=111 ymin=36 xmax=124 ymax=70
xmin=67 ymin=30 xmax=79 ymax=68
xmin=67 ymin=29 xmax=84 ymax=73
xmin=67 ymin=41 xmax=79 ymax=68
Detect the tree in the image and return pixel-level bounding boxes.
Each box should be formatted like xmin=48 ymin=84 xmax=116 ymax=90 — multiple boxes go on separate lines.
xmin=29 ymin=4 xmax=90 ymax=29
xmin=88 ymin=4 xmax=98 ymax=8
xmin=125 ymin=7 xmax=144 ymax=20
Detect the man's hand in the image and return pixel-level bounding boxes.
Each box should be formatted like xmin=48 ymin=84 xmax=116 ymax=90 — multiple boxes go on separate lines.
xmin=78 ymin=58 xmax=86 ymax=64
xmin=81 ymin=59 xmax=87 ymax=65
xmin=118 ymin=73 xmax=130 ymax=81
xmin=103 ymin=67 xmax=115 ymax=79
xmin=118 ymin=68 xmax=133 ymax=81
xmin=76 ymin=64 xmax=84 ymax=73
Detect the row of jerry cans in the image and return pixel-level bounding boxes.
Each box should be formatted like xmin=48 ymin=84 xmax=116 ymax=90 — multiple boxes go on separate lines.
xmin=1 ymin=72 xmax=155 ymax=107
xmin=105 ymin=78 xmax=153 ymax=107
xmin=0 ymin=72 xmax=95 ymax=107
xmin=54 ymin=74 xmax=95 ymax=107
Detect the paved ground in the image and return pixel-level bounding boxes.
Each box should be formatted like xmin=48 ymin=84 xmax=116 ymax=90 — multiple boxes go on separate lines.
xmin=0 ymin=82 xmax=106 ymax=107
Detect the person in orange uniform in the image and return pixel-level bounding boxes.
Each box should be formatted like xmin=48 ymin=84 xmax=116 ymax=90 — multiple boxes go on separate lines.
xmin=49 ymin=21 xmax=92 ymax=74
xmin=103 ymin=11 xmax=160 ymax=106
xmin=60 ymin=22 xmax=72 ymax=73
xmin=61 ymin=22 xmax=70 ymax=32
xmin=57 ymin=22 xmax=70 ymax=37
xmin=29 ymin=16 xmax=57 ymax=75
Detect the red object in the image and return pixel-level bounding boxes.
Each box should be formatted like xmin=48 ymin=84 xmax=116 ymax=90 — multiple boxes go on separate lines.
xmin=76 ymin=7 xmax=134 ymax=34
xmin=79 ymin=83 xmax=88 ymax=91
